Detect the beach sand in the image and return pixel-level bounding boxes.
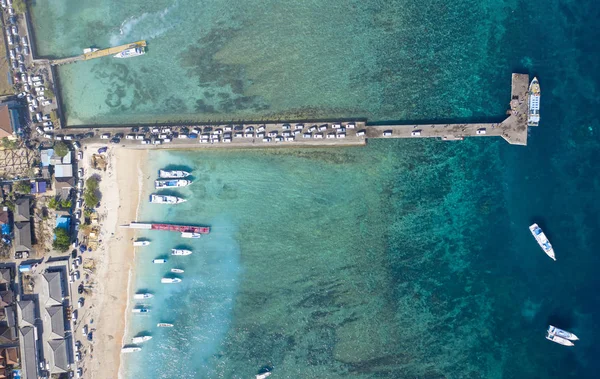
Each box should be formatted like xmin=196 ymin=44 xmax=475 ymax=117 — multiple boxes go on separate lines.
xmin=79 ymin=146 xmax=147 ymax=379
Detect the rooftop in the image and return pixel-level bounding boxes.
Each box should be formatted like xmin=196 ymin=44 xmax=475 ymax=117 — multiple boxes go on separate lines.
xmin=14 ymin=198 xmax=30 ymax=223
xmin=17 ymin=300 xmax=36 ymax=327
xmin=43 ymin=272 xmax=64 ymax=306
xmin=19 ymin=327 xmax=38 ymax=379
xmin=45 ymin=306 xmax=65 ymax=339
xmin=0 ymin=105 xmax=13 ymax=139
xmin=13 ymin=222 xmax=32 ymax=253
xmin=54 ymin=164 xmax=73 ymax=178
xmin=48 ymin=339 xmax=68 ymax=373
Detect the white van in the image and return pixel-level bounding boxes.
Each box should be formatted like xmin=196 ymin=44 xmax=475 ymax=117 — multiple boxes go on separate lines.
xmin=100 ymin=133 xmax=110 ymax=139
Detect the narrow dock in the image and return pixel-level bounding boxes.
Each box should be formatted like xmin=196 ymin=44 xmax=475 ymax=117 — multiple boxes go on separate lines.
xmin=50 ymin=41 xmax=147 ymax=66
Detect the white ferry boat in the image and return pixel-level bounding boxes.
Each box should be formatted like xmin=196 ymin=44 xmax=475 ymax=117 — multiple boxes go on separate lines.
xmin=149 ymin=194 xmax=187 ymax=204
xmin=181 ymin=232 xmax=201 ymax=239
xmin=171 ymin=249 xmax=192 ymax=256
xmin=121 ymin=346 xmax=142 ymax=353
xmin=171 ymin=268 xmax=184 ymax=274
xmin=529 ymin=223 xmax=555 ymax=261
xmin=132 ymin=336 xmax=152 ymax=344
xmin=157 ymin=323 xmax=174 ymax=328
xmin=161 ymin=277 xmax=182 ymax=284
xmin=546 ymin=331 xmax=574 ymax=346
xmin=527 ymin=77 xmax=540 ymax=126
xmin=548 ymin=325 xmax=579 ymax=341
xmin=133 ymin=293 xmax=154 ymax=300
xmin=159 ymin=169 xmax=191 ymax=178
xmin=114 ymin=46 xmax=145 ymax=59
xmin=133 ymin=240 xmax=150 ymax=247
xmin=152 ymin=258 xmax=167 ymax=264
xmin=154 ymin=179 xmax=192 ymax=189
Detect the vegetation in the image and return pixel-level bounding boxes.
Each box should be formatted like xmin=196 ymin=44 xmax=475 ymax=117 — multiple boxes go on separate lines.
xmin=54 ymin=141 xmax=69 ymax=157
xmin=52 ymin=227 xmax=70 ymax=252
xmin=48 ymin=197 xmax=58 ymax=209
xmin=2 ymin=200 xmax=15 ymax=212
xmin=1 ymin=138 xmax=18 ymax=150
xmin=45 ymin=88 xmax=55 ymax=99
xmin=14 ymin=181 xmax=31 ymax=194
xmin=60 ymin=199 xmax=72 ymax=209
xmin=50 ymin=110 xmax=59 ymax=126
xmin=13 ymin=0 xmax=27 ymax=14
xmin=84 ymin=177 xmax=100 ymax=208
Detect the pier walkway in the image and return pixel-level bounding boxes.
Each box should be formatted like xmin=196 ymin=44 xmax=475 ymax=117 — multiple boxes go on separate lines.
xmin=53 ymin=73 xmax=532 ymax=148
xmin=49 ymin=41 xmax=147 ymax=66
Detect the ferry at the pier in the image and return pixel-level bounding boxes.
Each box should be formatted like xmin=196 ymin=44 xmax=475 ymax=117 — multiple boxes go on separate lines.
xmin=132 ymin=336 xmax=152 ymax=344
xmin=161 ymin=277 xmax=182 ymax=284
xmin=529 ymin=223 xmax=556 ymax=261
xmin=149 ymin=194 xmax=187 ymax=204
xmin=133 ymin=240 xmax=150 ymax=247
xmin=171 ymin=249 xmax=192 ymax=256
xmin=121 ymin=346 xmax=142 ymax=353
xmin=133 ymin=293 xmax=154 ymax=300
xmin=154 ymin=179 xmax=192 ymax=189
xmin=159 ymin=169 xmax=191 ymax=178
xmin=548 ymin=325 xmax=579 ymax=341
xmin=157 ymin=323 xmax=174 ymax=328
xmin=528 ymin=77 xmax=540 ymax=126
xmin=122 ymin=222 xmax=210 ymax=235
xmin=114 ymin=46 xmax=145 ymax=59
xmin=546 ymin=331 xmax=574 ymax=346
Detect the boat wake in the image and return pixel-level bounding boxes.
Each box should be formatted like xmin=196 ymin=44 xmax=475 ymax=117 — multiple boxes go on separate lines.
xmin=110 ymin=2 xmax=178 ymax=46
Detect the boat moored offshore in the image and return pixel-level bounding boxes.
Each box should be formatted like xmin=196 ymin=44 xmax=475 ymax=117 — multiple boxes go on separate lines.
xmin=114 ymin=46 xmax=145 ymax=58
xmin=121 ymin=346 xmax=142 ymax=353
xmin=154 ymin=179 xmax=192 ymax=189
xmin=133 ymin=293 xmax=154 ymax=300
xmin=529 ymin=223 xmax=555 ymax=261
xmin=171 ymin=268 xmax=185 ymax=274
xmin=132 ymin=308 xmax=150 ymax=313
xmin=181 ymin=232 xmax=201 ymax=239
xmin=159 ymin=169 xmax=191 ymax=178
xmin=161 ymin=277 xmax=182 ymax=284
xmin=171 ymin=249 xmax=192 ymax=256
xmin=527 ymin=77 xmax=540 ymax=126
xmin=548 ymin=325 xmax=579 ymax=341
xmin=149 ymin=194 xmax=187 ymax=204
xmin=157 ymin=323 xmax=174 ymax=328
xmin=546 ymin=332 xmax=574 ymax=346
xmin=152 ymin=258 xmax=167 ymax=264
xmin=132 ymin=336 xmax=153 ymax=344
xmin=133 ymin=240 xmax=150 ymax=247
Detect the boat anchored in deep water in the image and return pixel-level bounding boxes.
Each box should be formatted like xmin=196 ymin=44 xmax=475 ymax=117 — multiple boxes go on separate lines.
xmin=528 ymin=77 xmax=540 ymax=126
xmin=157 ymin=323 xmax=174 ymax=328
xmin=529 ymin=223 xmax=555 ymax=261
xmin=159 ymin=169 xmax=191 ymax=178
xmin=154 ymin=179 xmax=192 ymax=189
xmin=548 ymin=325 xmax=579 ymax=341
xmin=149 ymin=194 xmax=187 ymax=204
xmin=546 ymin=331 xmax=574 ymax=346
xmin=114 ymin=46 xmax=145 ymax=58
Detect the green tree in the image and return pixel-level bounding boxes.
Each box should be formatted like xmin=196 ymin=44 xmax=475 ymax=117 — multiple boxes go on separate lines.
xmin=52 ymin=227 xmax=71 ymax=251
xmin=12 ymin=0 xmax=27 ymax=13
xmin=60 ymin=199 xmax=72 ymax=209
xmin=54 ymin=141 xmax=69 ymax=158
xmin=45 ymin=88 xmax=55 ymax=99
xmin=48 ymin=197 xmax=58 ymax=209
xmin=14 ymin=181 xmax=31 ymax=194
xmin=1 ymin=138 xmax=17 ymax=149
xmin=84 ymin=177 xmax=100 ymax=207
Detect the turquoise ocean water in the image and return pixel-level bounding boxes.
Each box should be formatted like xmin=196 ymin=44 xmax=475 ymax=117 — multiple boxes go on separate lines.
xmin=31 ymin=0 xmax=600 ymax=378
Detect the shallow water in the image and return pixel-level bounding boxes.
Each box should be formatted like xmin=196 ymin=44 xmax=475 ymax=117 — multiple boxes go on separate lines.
xmin=30 ymin=0 xmax=600 ymax=377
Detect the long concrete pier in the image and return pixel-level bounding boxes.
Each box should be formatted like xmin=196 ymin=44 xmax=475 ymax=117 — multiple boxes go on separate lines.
xmin=49 ymin=40 xmax=147 ymax=66
xmin=52 ymin=73 xmax=532 ymax=148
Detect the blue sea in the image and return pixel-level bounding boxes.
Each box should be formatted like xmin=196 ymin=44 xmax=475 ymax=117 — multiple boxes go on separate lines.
xmin=30 ymin=0 xmax=600 ymax=378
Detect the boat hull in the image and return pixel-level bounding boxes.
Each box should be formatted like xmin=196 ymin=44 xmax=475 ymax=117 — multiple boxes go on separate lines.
xmin=529 ymin=223 xmax=556 ymax=261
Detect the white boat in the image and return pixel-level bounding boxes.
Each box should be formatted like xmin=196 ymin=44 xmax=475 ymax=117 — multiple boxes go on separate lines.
xmin=133 ymin=293 xmax=154 ymax=300
xmin=132 ymin=336 xmax=152 ymax=344
xmin=529 ymin=223 xmax=556 ymax=261
xmin=527 ymin=77 xmax=540 ymax=126
xmin=154 ymin=179 xmax=192 ymax=189
xmin=149 ymin=194 xmax=187 ymax=204
xmin=181 ymin=232 xmax=201 ymax=239
xmin=546 ymin=332 xmax=574 ymax=346
xmin=114 ymin=46 xmax=145 ymax=59
xmin=256 ymin=373 xmax=272 ymax=379
xmin=159 ymin=169 xmax=191 ymax=178
xmin=548 ymin=325 xmax=579 ymax=341
xmin=121 ymin=346 xmax=142 ymax=353
xmin=171 ymin=249 xmax=192 ymax=256
xmin=132 ymin=308 xmax=150 ymax=313
xmin=152 ymin=259 xmax=167 ymax=264
xmin=83 ymin=47 xmax=99 ymax=54
xmin=171 ymin=268 xmax=184 ymax=274
xmin=161 ymin=277 xmax=182 ymax=284
xmin=157 ymin=323 xmax=173 ymax=328
xmin=133 ymin=240 xmax=150 ymax=247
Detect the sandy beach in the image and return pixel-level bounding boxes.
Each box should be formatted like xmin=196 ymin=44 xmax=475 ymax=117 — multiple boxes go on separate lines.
xmin=78 ymin=146 xmax=147 ymax=379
